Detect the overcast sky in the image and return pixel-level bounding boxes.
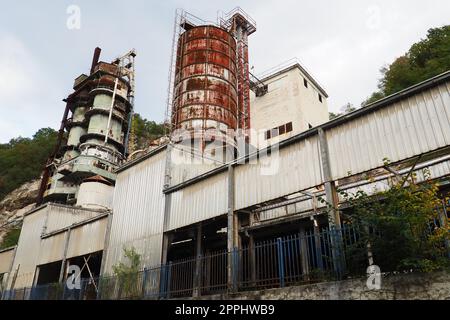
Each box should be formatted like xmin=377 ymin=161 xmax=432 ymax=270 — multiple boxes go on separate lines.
xmin=0 ymin=0 xmax=449 ymax=143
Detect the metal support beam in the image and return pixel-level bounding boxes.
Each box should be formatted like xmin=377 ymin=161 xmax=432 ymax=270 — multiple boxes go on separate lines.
xmin=99 ymin=212 xmax=114 ymax=277
xmin=193 ymin=223 xmax=202 ymax=297
xmin=227 ymin=165 xmax=237 ymax=292
xmin=318 ymin=128 xmax=340 ymax=226
xmin=58 ymin=227 xmax=72 ymax=284
xmin=299 ymin=227 xmax=310 ymax=278
xmin=318 ymin=128 xmax=344 ymax=277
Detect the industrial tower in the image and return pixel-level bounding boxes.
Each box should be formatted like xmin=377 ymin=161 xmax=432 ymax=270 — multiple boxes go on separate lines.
xmin=36 ymin=48 xmax=136 ymax=206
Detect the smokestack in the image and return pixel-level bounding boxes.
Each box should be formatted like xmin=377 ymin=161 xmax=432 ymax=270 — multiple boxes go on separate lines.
xmin=90 ymin=47 xmax=101 ymax=74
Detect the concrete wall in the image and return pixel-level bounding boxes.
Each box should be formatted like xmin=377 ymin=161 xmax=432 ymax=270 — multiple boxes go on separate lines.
xmin=250 ymin=65 xmax=329 ymax=148
xmin=195 ymin=272 xmax=450 ymax=300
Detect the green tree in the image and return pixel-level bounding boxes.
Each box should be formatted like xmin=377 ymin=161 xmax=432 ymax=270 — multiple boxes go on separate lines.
xmin=112 ymin=247 xmax=142 ymax=299
xmin=0 ymin=128 xmax=58 ymax=201
xmin=131 ymin=113 xmax=165 ymax=150
xmin=335 ymin=166 xmax=449 ymax=274
xmin=362 ymin=25 xmax=450 ymax=106
xmin=329 ymin=103 xmax=356 ymax=120
xmin=0 ymin=227 xmax=21 ymax=249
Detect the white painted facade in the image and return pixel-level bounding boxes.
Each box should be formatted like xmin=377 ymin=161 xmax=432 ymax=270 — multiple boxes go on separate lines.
xmin=250 ymin=64 xmax=329 ymax=148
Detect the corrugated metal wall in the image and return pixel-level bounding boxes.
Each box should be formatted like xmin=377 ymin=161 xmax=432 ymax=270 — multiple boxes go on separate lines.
xmin=9 ymin=204 xmax=108 ymax=289
xmin=326 ymin=82 xmax=450 ymax=181
xmin=38 ymin=233 xmax=66 ymax=265
xmin=167 ymin=171 xmax=228 ymax=231
xmin=0 ymin=248 xmax=15 ymax=274
xmin=8 ymin=207 xmax=47 ymax=288
xmin=168 ymin=144 xmax=225 ymax=187
xmin=66 ymin=218 xmax=107 ymax=259
xmin=234 ymin=136 xmax=323 ymax=210
xmin=45 ymin=204 xmax=104 ymax=234
xmin=104 ymin=150 xmax=166 ymax=273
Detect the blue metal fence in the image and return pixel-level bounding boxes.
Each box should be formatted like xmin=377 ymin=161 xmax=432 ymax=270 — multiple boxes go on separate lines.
xmin=2 ymin=226 xmax=361 ymax=300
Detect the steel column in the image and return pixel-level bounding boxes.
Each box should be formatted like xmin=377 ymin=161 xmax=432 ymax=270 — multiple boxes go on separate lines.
xmin=227 ymin=165 xmax=237 ymax=292
xmin=193 ymin=223 xmax=202 ymax=297
xmin=318 ymin=128 xmax=344 ymax=277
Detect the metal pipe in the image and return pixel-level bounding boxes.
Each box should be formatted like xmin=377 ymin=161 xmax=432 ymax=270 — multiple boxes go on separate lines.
xmin=104 ymin=77 xmax=119 ymax=145
xmin=36 ymin=100 xmax=71 ymax=204
xmin=90 ymin=47 xmax=101 ymax=75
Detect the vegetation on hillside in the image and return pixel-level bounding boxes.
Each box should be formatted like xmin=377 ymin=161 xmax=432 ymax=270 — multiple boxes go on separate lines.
xmin=0 ymin=114 xmax=165 ymax=202
xmin=0 ymin=228 xmax=21 ymax=250
xmin=329 ymin=103 xmax=356 ymax=120
xmin=0 ymin=128 xmax=58 ymax=201
xmin=129 ymin=113 xmax=165 ymax=151
xmin=362 ymin=25 xmax=450 ymax=106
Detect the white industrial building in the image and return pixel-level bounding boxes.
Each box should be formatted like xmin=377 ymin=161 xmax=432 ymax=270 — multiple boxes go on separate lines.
xmin=1 ymin=68 xmax=449 ymax=299
xmin=0 ymin=8 xmax=449 ymax=300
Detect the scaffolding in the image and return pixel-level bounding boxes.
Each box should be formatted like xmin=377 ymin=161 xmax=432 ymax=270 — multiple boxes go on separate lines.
xmin=219 ymin=7 xmax=256 ymax=143
xmin=165 ymin=7 xmax=259 ymax=143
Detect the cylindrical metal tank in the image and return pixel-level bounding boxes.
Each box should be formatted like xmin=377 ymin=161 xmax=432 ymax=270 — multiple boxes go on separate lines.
xmin=76 ymin=175 xmax=113 ymax=210
xmin=172 ymin=25 xmax=238 ymax=150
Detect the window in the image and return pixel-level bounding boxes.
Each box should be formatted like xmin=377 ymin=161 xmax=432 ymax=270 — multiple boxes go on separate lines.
xmin=271 ymin=127 xmax=279 ymax=138
xmin=303 ymin=78 xmax=308 ymax=88
xmin=308 ymin=123 xmax=313 ymax=129
xmin=318 ymin=93 xmax=323 ymax=103
xmin=286 ymin=122 xmax=293 ymax=133
xmin=265 ymin=122 xmax=293 ymax=140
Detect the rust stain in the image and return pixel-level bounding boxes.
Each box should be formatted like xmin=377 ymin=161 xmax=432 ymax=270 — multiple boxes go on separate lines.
xmin=173 ymin=25 xmax=238 ymax=132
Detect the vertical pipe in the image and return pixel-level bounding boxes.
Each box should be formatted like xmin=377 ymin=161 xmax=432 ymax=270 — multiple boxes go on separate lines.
xmin=90 ymin=47 xmax=101 ymax=75
xmin=104 ymin=78 xmax=119 ymax=145
xmin=36 ymin=100 xmax=71 ymax=204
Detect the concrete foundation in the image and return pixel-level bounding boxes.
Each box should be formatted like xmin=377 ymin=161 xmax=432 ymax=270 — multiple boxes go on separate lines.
xmin=189 ymin=272 xmax=450 ymax=300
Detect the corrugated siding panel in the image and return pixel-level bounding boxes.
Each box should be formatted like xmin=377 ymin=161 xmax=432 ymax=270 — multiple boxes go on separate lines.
xmin=327 ymin=83 xmax=450 ymax=180
xmin=235 ymin=136 xmax=322 ymax=210
xmin=45 ymin=204 xmax=103 ymax=234
xmin=169 ymin=147 xmax=222 ymax=186
xmin=105 ymin=150 xmax=166 ymax=273
xmin=9 ymin=207 xmax=48 ymax=288
xmin=0 ymin=248 xmax=15 ymax=274
xmin=38 ymin=232 xmax=66 ymax=265
xmin=167 ymin=171 xmax=228 ymax=231
xmin=66 ymin=218 xmax=107 ymax=259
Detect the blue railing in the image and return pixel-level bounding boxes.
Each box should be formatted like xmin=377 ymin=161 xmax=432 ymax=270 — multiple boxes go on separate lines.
xmin=2 ymin=226 xmax=361 ymax=300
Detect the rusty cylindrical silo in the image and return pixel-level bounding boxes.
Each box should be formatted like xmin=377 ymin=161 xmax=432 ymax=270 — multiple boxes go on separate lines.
xmin=172 ymin=25 xmax=238 ymax=162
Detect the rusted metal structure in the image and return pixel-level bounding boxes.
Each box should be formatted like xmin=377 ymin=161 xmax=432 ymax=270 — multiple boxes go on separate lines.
xmin=219 ymin=8 xmax=256 ymax=143
xmin=172 ymin=25 xmax=238 ymax=152
xmin=166 ymin=8 xmax=256 ymax=162
xmin=36 ymin=48 xmax=136 ymax=205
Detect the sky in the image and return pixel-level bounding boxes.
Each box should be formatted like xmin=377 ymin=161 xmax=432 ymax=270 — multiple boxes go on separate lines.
xmin=0 ymin=0 xmax=449 ymax=143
